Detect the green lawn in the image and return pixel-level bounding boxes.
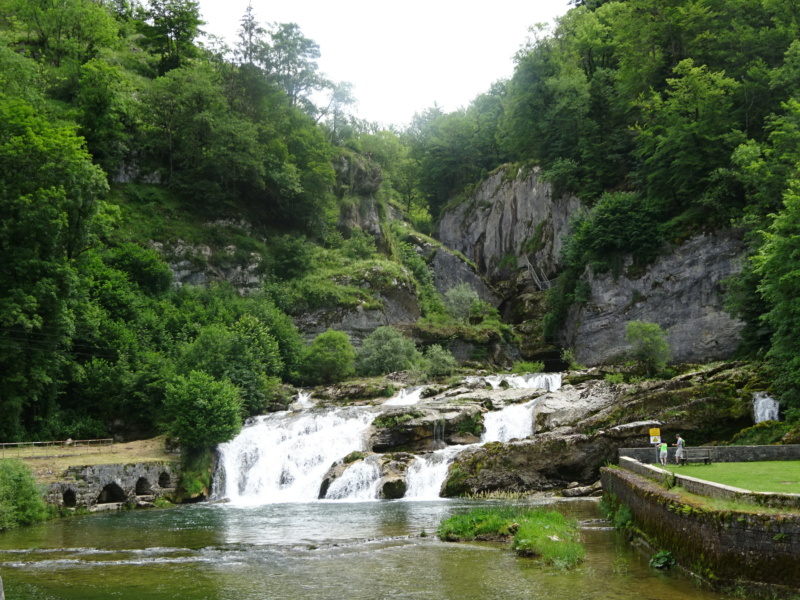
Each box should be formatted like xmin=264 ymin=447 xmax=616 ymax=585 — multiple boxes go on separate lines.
xmin=662 ymin=461 xmax=800 ymax=494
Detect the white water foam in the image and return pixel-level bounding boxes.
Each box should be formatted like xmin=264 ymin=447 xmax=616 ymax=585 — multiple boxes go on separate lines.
xmin=383 ymin=386 xmax=425 ymax=406
xmin=404 ymin=445 xmax=474 ymax=500
xmin=323 ymin=456 xmax=382 ymax=501
xmin=753 ymin=391 xmax=780 ymax=423
xmin=464 ymin=373 xmax=561 ymax=392
xmin=292 ymin=390 xmax=315 ymax=410
xmin=217 ymin=408 xmax=374 ymax=505
xmin=482 ymin=399 xmax=540 ymax=443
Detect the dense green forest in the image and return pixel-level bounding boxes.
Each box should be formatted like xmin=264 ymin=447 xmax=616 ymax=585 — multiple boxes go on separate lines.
xmin=2 ymin=0 xmax=800 ymax=444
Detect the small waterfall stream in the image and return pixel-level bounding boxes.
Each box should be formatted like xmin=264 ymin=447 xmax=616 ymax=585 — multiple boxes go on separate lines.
xmin=217 ymin=373 xmax=559 ymax=505
xmin=753 ymin=391 xmax=780 ymax=423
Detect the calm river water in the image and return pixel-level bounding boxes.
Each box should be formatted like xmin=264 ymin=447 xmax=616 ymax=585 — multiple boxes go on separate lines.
xmin=0 ymin=498 xmax=734 ymax=600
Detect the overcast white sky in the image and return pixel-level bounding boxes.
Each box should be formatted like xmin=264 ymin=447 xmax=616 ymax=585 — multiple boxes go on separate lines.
xmin=198 ymin=0 xmax=572 ymax=128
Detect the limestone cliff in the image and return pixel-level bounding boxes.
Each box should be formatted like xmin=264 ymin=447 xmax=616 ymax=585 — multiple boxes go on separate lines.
xmin=438 ymin=167 xmax=580 ymax=283
xmin=437 ymin=166 xmax=747 ymax=366
xmin=561 ymin=232 xmax=746 ymax=365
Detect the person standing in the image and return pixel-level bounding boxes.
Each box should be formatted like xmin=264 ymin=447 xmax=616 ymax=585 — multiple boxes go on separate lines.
xmin=673 ymin=434 xmax=685 ymax=465
xmin=659 ymin=441 xmax=668 ymax=466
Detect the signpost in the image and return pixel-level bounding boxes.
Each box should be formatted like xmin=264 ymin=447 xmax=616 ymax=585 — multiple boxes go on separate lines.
xmin=650 ymin=428 xmax=661 ymax=463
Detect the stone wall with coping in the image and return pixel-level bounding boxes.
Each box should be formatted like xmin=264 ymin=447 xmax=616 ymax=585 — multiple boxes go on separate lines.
xmin=619 ymin=444 xmax=800 ymax=464
xmin=602 ymin=467 xmax=800 ymax=590
xmin=618 ymin=456 xmax=800 ymax=510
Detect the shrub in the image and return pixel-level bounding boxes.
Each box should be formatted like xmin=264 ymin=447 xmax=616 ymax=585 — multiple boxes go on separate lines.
xmin=625 ymin=321 xmax=671 ymax=374
xmin=444 ymin=283 xmax=480 ymax=322
xmin=343 ymin=228 xmax=377 ymax=259
xmin=512 ymin=361 xmax=545 ymax=373
xmin=356 ymin=326 xmax=420 ymax=376
xmin=423 ymin=344 xmax=458 ymax=378
xmin=163 ymin=371 xmax=243 ymax=451
xmin=301 ymin=330 xmax=356 ymax=384
xmin=604 ymin=373 xmax=625 ymax=384
xmin=0 ymin=460 xmax=48 ymax=530
xmin=270 ymin=234 xmax=314 ymax=279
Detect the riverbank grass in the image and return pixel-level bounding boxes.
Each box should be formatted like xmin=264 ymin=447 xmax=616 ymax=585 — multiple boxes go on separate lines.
xmin=662 ymin=461 xmax=800 ymax=493
xmin=438 ymin=507 xmax=584 ymax=567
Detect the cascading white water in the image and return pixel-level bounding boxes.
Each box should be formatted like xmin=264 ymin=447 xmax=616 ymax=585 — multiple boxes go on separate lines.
xmin=383 ymin=386 xmax=425 ymax=406
xmin=292 ymin=390 xmax=315 ymax=409
xmin=466 ymin=373 xmax=562 ymax=392
xmin=217 ymin=408 xmax=374 ymax=505
xmin=753 ymin=391 xmax=780 ymax=423
xmin=482 ymin=399 xmax=540 ymax=442
xmin=323 ymin=456 xmax=382 ymax=501
xmin=404 ymin=445 xmax=473 ymax=500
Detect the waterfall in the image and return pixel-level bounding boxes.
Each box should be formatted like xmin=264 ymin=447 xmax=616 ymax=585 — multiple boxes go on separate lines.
xmin=482 ymin=399 xmax=540 ymax=442
xmin=404 ymin=445 xmax=472 ymax=500
xmin=323 ymin=456 xmax=382 ymax=501
xmin=465 ymin=373 xmax=562 ymax=392
xmin=291 ymin=390 xmax=315 ymax=410
xmin=216 ymin=408 xmax=374 ymax=505
xmin=753 ymin=392 xmax=780 ymax=423
xmin=383 ymin=386 xmax=425 ymax=406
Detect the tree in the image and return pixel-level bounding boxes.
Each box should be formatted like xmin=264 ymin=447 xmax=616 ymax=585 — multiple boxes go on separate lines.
xmin=234 ymin=3 xmax=265 ymax=66
xmin=0 ymin=460 xmax=48 ymax=530
xmin=0 ymin=96 xmax=108 ymax=441
xmin=163 ymin=371 xmax=243 ymax=450
xmin=138 ymin=0 xmax=203 ymax=75
xmin=301 ymin=330 xmax=355 ymax=384
xmin=625 ymin=321 xmax=670 ymax=374
xmin=356 ymin=326 xmax=420 ymax=376
xmin=444 ymin=283 xmax=480 ymax=322
xmin=754 ymin=183 xmax=800 ymax=409
xmin=261 ymin=22 xmax=329 ymax=112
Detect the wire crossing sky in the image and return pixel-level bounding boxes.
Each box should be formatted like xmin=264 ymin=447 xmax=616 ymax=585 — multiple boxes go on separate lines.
xmin=199 ymin=0 xmax=571 ymax=127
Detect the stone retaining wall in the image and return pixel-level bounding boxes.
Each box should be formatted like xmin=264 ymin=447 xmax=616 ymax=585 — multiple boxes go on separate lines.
xmin=619 ymin=444 xmax=800 ymax=464
xmin=602 ymin=467 xmax=800 ymax=590
xmin=46 ymin=462 xmax=179 ymax=510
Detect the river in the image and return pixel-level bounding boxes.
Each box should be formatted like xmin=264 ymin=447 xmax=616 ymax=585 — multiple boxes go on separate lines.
xmin=0 ymin=498 xmax=734 ymax=600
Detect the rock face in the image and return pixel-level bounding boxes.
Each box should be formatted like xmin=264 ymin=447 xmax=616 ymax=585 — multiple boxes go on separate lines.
xmin=46 ymin=462 xmax=179 ymax=510
xmin=561 ymin=232 xmax=746 ymax=365
xmin=429 ymin=247 xmax=502 ymax=306
xmin=443 ymin=433 xmax=618 ymax=496
xmin=368 ymin=404 xmax=484 ymax=453
xmin=438 ymin=167 xmax=581 ymax=283
xmin=293 ymin=275 xmax=421 ymax=345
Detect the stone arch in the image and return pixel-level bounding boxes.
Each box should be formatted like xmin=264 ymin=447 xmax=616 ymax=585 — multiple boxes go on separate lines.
xmin=158 ymin=472 xmax=171 ymax=488
xmin=135 ymin=477 xmax=152 ymax=495
xmin=97 ymin=482 xmax=126 ymax=504
xmin=63 ymin=489 xmax=77 ymax=508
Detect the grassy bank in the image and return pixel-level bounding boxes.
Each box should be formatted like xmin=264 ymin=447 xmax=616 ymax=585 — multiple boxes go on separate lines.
xmin=438 ymin=506 xmax=584 ymax=567
xmin=16 ymin=437 xmax=176 ymax=484
xmin=661 ymin=461 xmax=800 ymax=494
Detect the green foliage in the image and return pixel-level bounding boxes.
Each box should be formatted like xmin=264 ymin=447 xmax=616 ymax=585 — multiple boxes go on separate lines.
xmin=300 ymin=330 xmax=356 ymax=385
xmin=356 ymin=326 xmax=420 ymax=376
xmin=511 ymin=361 xmax=545 ymax=373
xmin=0 ymin=460 xmax=48 ymax=530
xmin=163 ymin=371 xmax=243 ymax=451
xmin=613 ymin=504 xmax=633 ymax=530
xmin=625 ymin=321 xmax=671 ymax=375
xmin=438 ymin=507 xmax=584 ymax=567
xmin=444 ymin=283 xmax=480 ymax=322
xmin=372 ymin=411 xmax=423 ymax=429
xmin=421 ymin=344 xmax=458 ymax=378
xmin=649 ymin=550 xmax=676 ymax=569
xmin=604 ymin=373 xmax=626 ymax=384
xmin=755 ymin=184 xmax=800 ymax=410
xmin=561 ymin=348 xmax=584 ymax=371
xmin=342 ymin=228 xmax=377 ymax=260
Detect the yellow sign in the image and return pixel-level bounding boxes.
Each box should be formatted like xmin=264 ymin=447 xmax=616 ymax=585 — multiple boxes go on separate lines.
xmin=649 ymin=428 xmax=661 ymax=437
